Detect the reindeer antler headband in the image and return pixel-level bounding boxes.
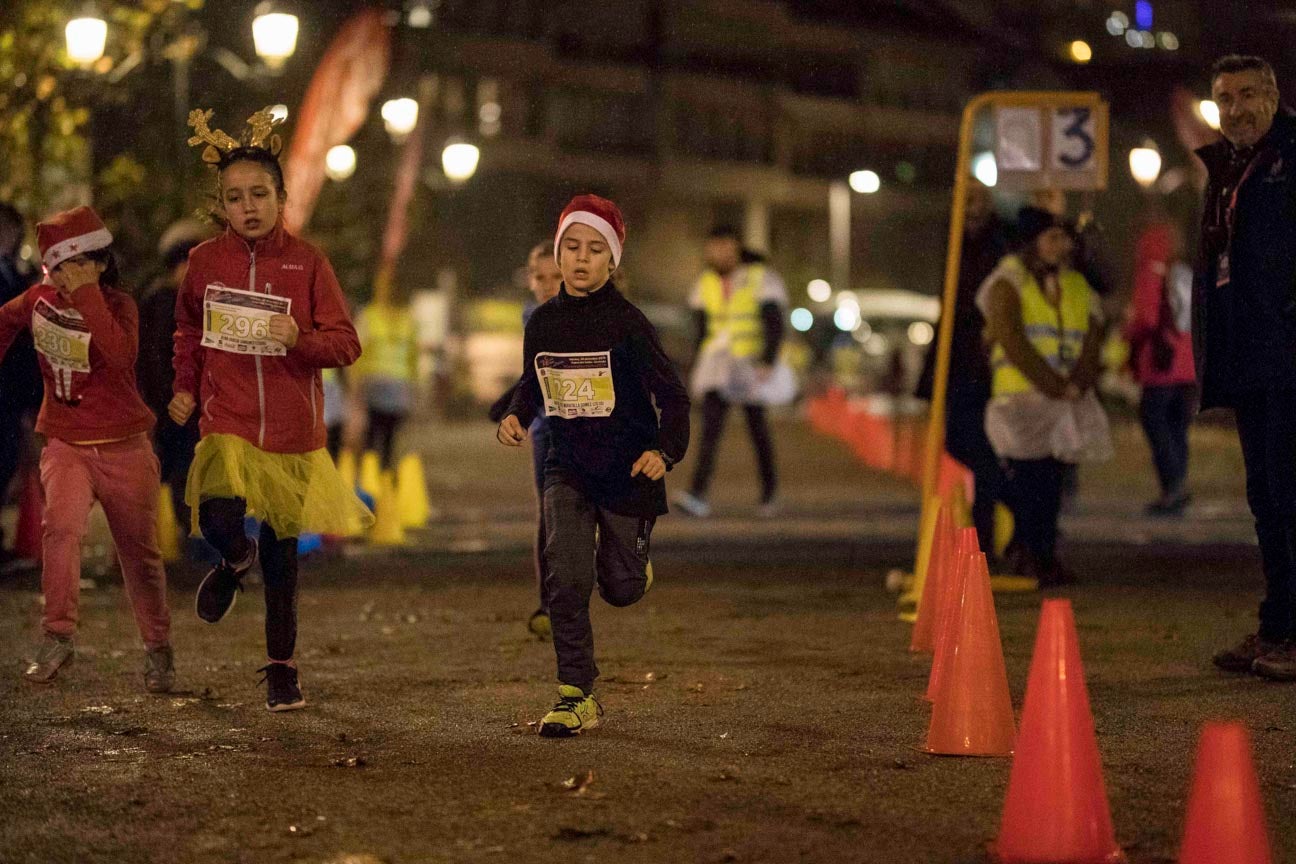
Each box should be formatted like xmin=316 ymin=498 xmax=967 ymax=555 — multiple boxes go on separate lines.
xmin=187 ymin=107 xmax=284 ymax=164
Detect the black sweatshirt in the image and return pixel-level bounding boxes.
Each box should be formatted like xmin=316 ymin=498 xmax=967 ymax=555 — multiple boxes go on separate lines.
xmin=505 ymin=281 xmax=690 ymax=517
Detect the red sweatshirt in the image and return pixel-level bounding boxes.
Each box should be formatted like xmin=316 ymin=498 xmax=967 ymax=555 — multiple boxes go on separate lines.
xmin=1123 ymin=222 xmax=1195 ymax=387
xmin=174 ymin=222 xmax=360 ymax=454
xmin=0 ymin=281 xmax=154 ymax=443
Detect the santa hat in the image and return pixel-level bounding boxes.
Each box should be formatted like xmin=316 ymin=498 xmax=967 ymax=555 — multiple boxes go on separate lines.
xmin=37 ymin=206 xmax=113 ymax=272
xmin=554 ymin=194 xmax=625 ymax=267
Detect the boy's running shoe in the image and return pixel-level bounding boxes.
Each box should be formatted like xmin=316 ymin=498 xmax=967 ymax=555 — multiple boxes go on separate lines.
xmin=539 ymin=685 xmax=602 ymax=737
xmin=527 ymin=609 xmax=552 ymax=641
xmin=143 ymin=646 xmax=175 ymax=693
xmin=23 ymin=635 xmax=74 ymax=684
xmin=257 ymin=661 xmax=306 ymax=712
xmin=195 ymin=539 xmax=258 ymax=624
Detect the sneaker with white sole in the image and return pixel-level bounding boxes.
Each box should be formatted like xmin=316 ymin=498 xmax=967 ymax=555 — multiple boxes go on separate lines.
xmin=672 ymin=491 xmax=711 ymax=518
xmin=257 ymin=661 xmax=306 ymax=712
xmin=539 ymin=685 xmax=602 ymax=737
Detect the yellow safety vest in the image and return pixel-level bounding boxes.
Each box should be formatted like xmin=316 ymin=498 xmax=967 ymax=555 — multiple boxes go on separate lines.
xmin=991 ymin=266 xmax=1093 ymax=397
xmin=355 ymin=303 xmax=418 ymax=382
xmin=699 ymin=266 xmax=764 ymax=359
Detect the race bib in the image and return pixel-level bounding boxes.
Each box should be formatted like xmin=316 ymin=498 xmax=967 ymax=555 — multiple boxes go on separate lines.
xmin=536 ymin=351 xmax=616 ymax=418
xmin=31 ymin=298 xmax=91 ymax=373
xmin=201 ymin=284 xmax=291 ymax=356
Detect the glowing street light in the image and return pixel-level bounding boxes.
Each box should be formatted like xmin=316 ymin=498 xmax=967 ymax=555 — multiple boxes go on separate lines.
xmin=442 ymin=141 xmax=480 ymax=183
xmin=324 ymin=145 xmax=356 ymax=181
xmin=849 ymin=170 xmax=880 ymax=194
xmin=252 ymin=11 xmax=299 ymax=69
xmin=1129 ymin=142 xmax=1162 ymax=189
xmin=65 ymin=16 xmax=108 ymax=66
xmin=807 ymin=279 xmax=832 ymax=303
xmin=972 ymin=151 xmax=998 ymax=188
xmin=790 ymin=308 xmax=814 ymax=332
xmin=1196 ymin=99 xmax=1221 ymax=131
xmin=1069 ymin=40 xmax=1093 ymax=64
xmin=381 ymin=98 xmax=419 ymax=139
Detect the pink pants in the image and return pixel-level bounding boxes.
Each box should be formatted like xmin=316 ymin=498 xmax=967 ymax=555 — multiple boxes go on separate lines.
xmin=39 ymin=434 xmax=171 ymax=649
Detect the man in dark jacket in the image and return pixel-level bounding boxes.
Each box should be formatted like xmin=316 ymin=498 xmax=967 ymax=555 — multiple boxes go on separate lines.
xmin=0 ymin=202 xmax=39 ymax=564
xmin=1197 ymin=55 xmax=1296 ymax=681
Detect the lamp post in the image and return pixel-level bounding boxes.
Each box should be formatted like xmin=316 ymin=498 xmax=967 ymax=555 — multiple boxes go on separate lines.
xmin=381 ymin=98 xmax=419 ymax=141
xmin=65 ymin=16 xmax=108 ymax=66
xmin=441 ymin=141 xmax=480 ymax=183
xmin=252 ymin=11 xmax=300 ymax=70
xmin=829 ymin=170 xmax=880 ymax=298
xmin=1129 ymin=141 xmax=1162 ymax=189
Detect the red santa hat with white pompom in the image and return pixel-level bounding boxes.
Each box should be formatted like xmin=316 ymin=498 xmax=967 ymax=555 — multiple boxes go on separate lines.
xmin=553 ymin=194 xmax=625 ymax=267
xmin=37 ymin=205 xmax=113 ymax=273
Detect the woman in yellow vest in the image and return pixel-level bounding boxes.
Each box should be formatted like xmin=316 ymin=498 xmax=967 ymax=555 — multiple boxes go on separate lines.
xmin=977 ymin=207 xmax=1111 ymax=586
xmin=354 ymin=297 xmax=419 ymax=469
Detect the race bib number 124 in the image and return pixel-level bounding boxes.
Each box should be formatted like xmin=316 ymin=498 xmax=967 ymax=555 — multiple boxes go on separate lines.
xmin=536 ymin=351 xmax=616 ymax=418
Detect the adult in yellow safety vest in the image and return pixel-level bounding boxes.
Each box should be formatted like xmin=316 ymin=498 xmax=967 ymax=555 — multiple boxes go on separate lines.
xmin=675 ymin=226 xmax=791 ymax=518
xmin=976 ymin=207 xmax=1111 ymax=587
xmin=354 ymin=299 xmax=419 ymax=469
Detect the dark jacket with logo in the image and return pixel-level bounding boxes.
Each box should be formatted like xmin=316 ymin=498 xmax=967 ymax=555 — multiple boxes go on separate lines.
xmin=505 ymin=281 xmax=690 ymax=518
xmin=1193 ymin=109 xmax=1296 ymax=409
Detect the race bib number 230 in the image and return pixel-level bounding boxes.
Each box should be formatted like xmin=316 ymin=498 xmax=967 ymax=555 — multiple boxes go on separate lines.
xmin=536 ymin=351 xmax=616 ymax=418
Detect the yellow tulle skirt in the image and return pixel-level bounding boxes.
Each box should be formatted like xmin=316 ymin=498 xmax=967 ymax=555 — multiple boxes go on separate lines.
xmin=186 ymin=433 xmax=374 ymax=538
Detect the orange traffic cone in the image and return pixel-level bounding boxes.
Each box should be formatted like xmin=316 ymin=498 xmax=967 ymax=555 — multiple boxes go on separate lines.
xmin=14 ymin=466 xmax=42 ymax=561
xmin=1179 ymin=722 xmax=1272 ymax=864
xmin=925 ymin=527 xmax=977 ymax=703
xmin=924 ymin=551 xmax=1015 ymax=756
xmin=910 ymin=502 xmax=955 ymax=653
xmin=993 ymin=599 xmax=1123 ymax=864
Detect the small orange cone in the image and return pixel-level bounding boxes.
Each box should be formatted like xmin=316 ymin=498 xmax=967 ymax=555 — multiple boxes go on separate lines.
xmin=910 ymin=502 xmax=955 ymax=653
xmin=14 ymin=466 xmax=42 ymax=561
xmin=993 ymin=599 xmax=1123 ymax=864
xmin=925 ymin=527 xmax=977 ymax=703
xmin=1179 ymin=722 xmax=1272 ymax=864
xmin=924 ymin=551 xmax=1015 ymax=757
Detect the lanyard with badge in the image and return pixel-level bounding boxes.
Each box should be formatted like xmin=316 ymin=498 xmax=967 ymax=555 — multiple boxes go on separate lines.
xmin=1216 ymin=149 xmax=1272 ymax=288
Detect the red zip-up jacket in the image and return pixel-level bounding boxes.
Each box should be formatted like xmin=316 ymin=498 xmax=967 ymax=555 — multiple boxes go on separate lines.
xmin=0 ymin=281 xmax=154 ymax=443
xmin=1123 ymin=222 xmax=1195 ymax=387
xmin=174 ymin=222 xmax=360 ymax=454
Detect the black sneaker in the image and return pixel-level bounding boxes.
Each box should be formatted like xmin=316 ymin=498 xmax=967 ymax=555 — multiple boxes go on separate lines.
xmin=195 ymin=539 xmax=257 ymax=624
xmin=257 ymin=662 xmax=306 ymax=712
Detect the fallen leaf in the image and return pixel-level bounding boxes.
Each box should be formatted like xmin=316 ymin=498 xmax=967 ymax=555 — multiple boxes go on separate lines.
xmin=719 ymin=732 xmax=730 ymax=739
xmin=560 ymin=770 xmax=596 ymax=795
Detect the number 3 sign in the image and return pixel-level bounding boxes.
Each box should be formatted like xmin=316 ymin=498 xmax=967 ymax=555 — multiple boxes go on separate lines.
xmin=994 ymin=97 xmax=1108 ymax=191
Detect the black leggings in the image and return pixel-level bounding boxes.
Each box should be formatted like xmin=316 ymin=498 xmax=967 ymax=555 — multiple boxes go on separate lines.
xmin=689 ymin=391 xmax=777 ymax=503
xmin=366 ymin=410 xmax=406 ymax=469
xmin=198 ymin=497 xmax=299 ymax=662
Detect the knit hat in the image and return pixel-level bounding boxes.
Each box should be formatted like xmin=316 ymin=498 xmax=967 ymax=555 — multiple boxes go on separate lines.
xmin=1015 ymin=206 xmax=1066 ymax=250
xmin=37 ymin=206 xmax=113 ymax=272
xmin=554 ymin=194 xmax=625 ymax=267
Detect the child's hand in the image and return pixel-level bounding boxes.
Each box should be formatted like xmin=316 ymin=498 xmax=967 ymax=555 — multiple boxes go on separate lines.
xmin=268 ymin=314 xmax=299 ymax=348
xmin=631 ymin=450 xmax=666 ymax=481
xmin=51 ymin=260 xmax=101 ymax=298
xmin=496 ymin=415 xmax=527 ymax=446
xmin=169 ymin=391 xmax=196 ymax=425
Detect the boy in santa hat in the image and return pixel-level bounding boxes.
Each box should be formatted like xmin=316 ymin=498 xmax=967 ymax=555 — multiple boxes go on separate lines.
xmin=496 ymin=194 xmax=690 ymax=737
xmin=0 ymin=206 xmax=174 ymax=691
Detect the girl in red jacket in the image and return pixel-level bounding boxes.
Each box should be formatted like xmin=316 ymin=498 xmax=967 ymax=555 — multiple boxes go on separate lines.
xmin=0 ymin=206 xmax=173 ymax=691
xmin=171 ymin=110 xmax=371 ymax=711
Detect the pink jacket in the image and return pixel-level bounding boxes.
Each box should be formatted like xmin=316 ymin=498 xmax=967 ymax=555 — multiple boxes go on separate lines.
xmin=1124 ymin=222 xmax=1195 ymax=387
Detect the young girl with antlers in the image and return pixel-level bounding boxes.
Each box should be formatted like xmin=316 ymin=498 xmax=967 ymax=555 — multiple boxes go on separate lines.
xmin=171 ymin=107 xmax=371 ymax=711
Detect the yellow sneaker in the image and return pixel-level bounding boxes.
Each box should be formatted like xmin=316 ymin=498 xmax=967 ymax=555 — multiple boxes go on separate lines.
xmin=539 ymin=685 xmax=602 ymax=737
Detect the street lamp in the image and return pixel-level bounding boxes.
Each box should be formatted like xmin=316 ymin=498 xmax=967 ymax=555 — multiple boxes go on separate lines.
xmin=442 ymin=141 xmax=480 ymax=183
xmin=252 ymin=10 xmax=299 ymax=69
xmin=849 ymin=170 xmax=881 ymax=194
xmin=381 ymin=98 xmax=419 ymax=140
xmin=65 ymin=16 xmax=108 ymax=66
xmin=1196 ymin=99 xmax=1221 ymax=131
xmin=1068 ymin=40 xmax=1093 ymax=64
xmin=325 ymin=145 xmax=357 ymax=181
xmin=972 ymin=151 xmax=998 ymax=187
xmin=1129 ymin=142 xmax=1162 ymax=189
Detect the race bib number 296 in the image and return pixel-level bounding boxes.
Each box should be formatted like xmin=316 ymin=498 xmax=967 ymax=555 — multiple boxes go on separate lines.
xmin=536 ymin=351 xmax=616 ymax=418
xmin=201 ymin=284 xmax=291 ymax=357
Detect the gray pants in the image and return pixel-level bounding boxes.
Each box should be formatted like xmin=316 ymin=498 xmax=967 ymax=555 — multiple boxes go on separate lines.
xmin=543 ymin=481 xmax=654 ymax=693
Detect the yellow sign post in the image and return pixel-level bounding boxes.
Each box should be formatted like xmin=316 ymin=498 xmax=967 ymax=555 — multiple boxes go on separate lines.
xmin=905 ymin=91 xmax=1109 ymax=615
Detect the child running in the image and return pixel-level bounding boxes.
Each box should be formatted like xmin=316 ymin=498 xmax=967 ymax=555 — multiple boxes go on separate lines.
xmin=170 ymin=108 xmax=372 ymax=711
xmin=496 ymin=194 xmax=690 ymax=737
xmin=0 ymin=206 xmax=174 ymax=691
